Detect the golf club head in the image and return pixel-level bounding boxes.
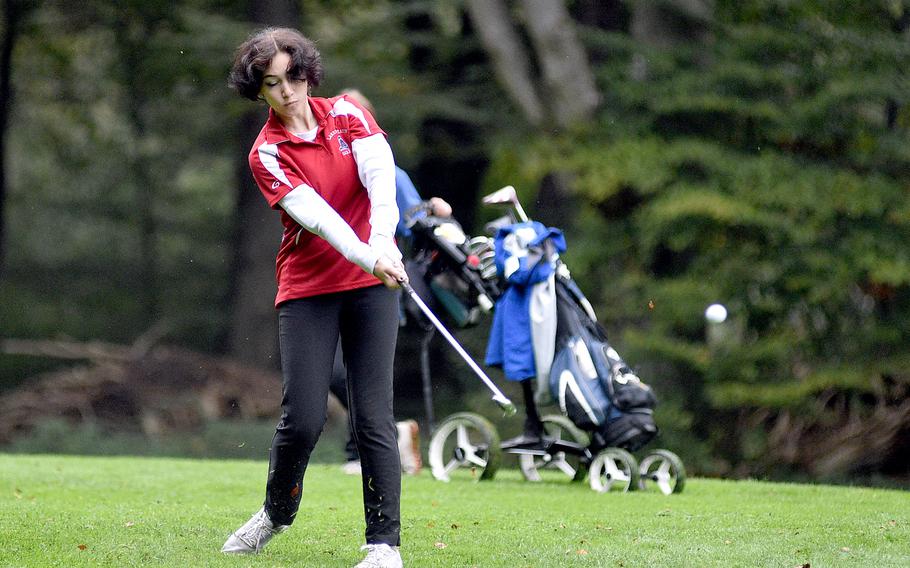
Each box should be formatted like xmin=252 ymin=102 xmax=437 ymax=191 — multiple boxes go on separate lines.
xmin=482 ymin=185 xmax=529 ymax=222
xmin=482 ymin=185 xmax=518 ymax=206
xmin=492 ymin=394 xmax=517 ymax=417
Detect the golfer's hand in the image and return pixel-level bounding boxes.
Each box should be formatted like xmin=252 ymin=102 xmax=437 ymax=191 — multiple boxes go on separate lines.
xmin=373 ymin=256 xmax=408 ymax=289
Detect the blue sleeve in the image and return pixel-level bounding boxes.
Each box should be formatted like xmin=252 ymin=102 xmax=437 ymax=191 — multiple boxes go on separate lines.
xmin=395 ymin=166 xmax=423 ymax=238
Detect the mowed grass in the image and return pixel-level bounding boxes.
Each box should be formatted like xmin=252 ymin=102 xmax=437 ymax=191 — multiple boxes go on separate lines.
xmin=1 ymin=454 xmax=908 ymax=567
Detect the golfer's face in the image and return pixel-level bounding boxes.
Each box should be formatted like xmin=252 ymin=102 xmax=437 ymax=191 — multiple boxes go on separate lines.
xmin=260 ymin=51 xmax=308 ymax=121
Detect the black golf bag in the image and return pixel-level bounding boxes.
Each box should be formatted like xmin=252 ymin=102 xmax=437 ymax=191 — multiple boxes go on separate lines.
xmin=548 ymin=276 xmax=658 ymax=452
xmin=402 ymin=207 xmax=500 ymax=329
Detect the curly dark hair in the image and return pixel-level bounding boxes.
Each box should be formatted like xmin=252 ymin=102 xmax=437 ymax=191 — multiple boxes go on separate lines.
xmin=228 ymin=27 xmax=324 ymax=101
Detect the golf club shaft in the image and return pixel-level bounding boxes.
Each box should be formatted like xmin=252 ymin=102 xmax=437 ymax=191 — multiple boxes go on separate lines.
xmin=512 ymin=200 xmax=529 ymax=223
xmin=400 ymin=281 xmax=516 ymax=416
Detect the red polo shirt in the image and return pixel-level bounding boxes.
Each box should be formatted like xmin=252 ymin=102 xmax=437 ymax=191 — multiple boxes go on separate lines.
xmin=249 ymin=95 xmax=387 ymax=305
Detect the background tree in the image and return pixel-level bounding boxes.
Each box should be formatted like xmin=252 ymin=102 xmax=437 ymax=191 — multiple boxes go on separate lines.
xmin=465 ymin=0 xmax=599 ymax=129
xmin=478 ymin=0 xmax=910 ymax=479
xmin=1 ymin=0 xmax=244 ymax=350
xmin=0 ymin=0 xmax=34 ymax=277
xmin=109 ymin=2 xmax=180 ymax=326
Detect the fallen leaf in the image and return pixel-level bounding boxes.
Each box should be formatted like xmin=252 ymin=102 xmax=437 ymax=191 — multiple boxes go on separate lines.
xmin=577 ymin=549 xmax=588 ymax=555
xmin=451 ymin=523 xmax=459 ymax=529
xmin=426 ymin=521 xmax=435 ymax=528
xmin=648 ymin=299 xmax=655 ymax=310
xmin=124 ymin=521 xmax=135 ymax=528
xmin=840 ymin=547 xmax=850 ymax=553
xmin=434 ymin=542 xmax=447 ymax=549
xmin=77 ymin=544 xmax=87 ymax=551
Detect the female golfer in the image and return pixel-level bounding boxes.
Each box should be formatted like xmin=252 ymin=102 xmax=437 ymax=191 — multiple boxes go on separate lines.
xmin=222 ymin=27 xmax=406 ymax=568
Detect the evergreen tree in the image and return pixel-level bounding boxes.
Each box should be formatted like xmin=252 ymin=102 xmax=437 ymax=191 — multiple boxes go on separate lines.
xmin=479 ymin=1 xmax=910 ymax=479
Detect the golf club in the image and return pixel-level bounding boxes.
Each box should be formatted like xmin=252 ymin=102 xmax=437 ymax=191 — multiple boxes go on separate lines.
xmin=481 ymin=185 xmax=530 ymax=223
xmin=400 ymin=280 xmax=517 ymax=417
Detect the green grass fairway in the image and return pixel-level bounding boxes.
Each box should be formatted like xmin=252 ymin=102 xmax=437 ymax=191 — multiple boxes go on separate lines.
xmin=1 ymin=454 xmax=907 ymax=567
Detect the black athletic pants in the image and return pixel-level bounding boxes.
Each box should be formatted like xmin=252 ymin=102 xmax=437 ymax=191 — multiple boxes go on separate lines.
xmin=263 ymin=284 xmax=401 ymax=546
xmin=328 ymin=341 xmax=360 ymax=462
xmin=329 ymin=262 xmax=429 ymax=462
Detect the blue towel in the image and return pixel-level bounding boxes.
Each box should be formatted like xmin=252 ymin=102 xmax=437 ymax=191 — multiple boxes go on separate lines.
xmin=484 ymin=222 xmax=566 ymax=380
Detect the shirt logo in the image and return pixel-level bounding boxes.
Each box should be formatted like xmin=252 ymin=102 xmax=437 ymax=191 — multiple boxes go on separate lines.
xmin=271 ymin=180 xmax=281 ymax=189
xmin=326 ymin=128 xmax=348 ymax=140
xmin=337 ymin=136 xmax=351 ymax=156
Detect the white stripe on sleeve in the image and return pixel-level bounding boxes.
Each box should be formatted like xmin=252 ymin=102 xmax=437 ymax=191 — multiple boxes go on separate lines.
xmin=279 ymin=184 xmax=379 ymax=274
xmin=257 ymin=142 xmax=293 ymax=188
xmin=351 ymin=133 xmax=402 ymax=261
xmin=332 ymin=99 xmax=372 ymax=135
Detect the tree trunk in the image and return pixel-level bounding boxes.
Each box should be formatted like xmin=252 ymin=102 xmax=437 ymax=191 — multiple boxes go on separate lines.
xmin=224 ymin=0 xmax=300 ymax=367
xmin=113 ymin=15 xmax=160 ymax=326
xmin=630 ymin=0 xmax=714 ymax=80
xmin=886 ymin=7 xmax=910 ymax=129
xmin=225 ymin=110 xmax=282 ymax=365
xmin=464 ymin=0 xmax=545 ymax=126
xmin=534 ymin=171 xmax=576 ymax=229
xmin=520 ymin=0 xmax=601 ymax=128
xmin=0 ymin=0 xmax=29 ymax=279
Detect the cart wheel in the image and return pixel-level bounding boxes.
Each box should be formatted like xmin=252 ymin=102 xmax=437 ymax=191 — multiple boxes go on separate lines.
xmin=518 ymin=414 xmax=590 ymax=483
xmin=588 ymin=448 xmax=639 ymax=493
xmin=638 ymin=449 xmax=686 ymax=495
xmin=428 ymin=412 xmax=501 ymax=482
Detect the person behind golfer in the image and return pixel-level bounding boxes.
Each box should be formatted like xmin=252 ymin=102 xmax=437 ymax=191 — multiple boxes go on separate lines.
xmin=223 ymin=27 xmax=406 ymax=568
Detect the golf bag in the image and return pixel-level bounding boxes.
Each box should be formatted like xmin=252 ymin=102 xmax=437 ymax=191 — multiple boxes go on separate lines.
xmin=402 ymin=205 xmax=500 ymax=329
xmin=406 ymin=206 xmax=659 ymax=453
xmin=480 ymin=219 xmax=659 ymax=452
xmin=549 ymin=277 xmax=658 ymax=452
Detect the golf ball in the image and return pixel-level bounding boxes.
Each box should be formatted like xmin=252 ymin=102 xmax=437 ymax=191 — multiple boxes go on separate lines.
xmin=705 ymin=303 xmax=727 ymax=323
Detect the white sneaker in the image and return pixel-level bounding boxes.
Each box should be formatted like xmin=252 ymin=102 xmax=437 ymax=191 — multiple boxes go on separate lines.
xmin=221 ymin=507 xmax=288 ymax=554
xmin=342 ymin=459 xmax=362 ymax=475
xmin=396 ymin=420 xmax=422 ymax=475
xmin=354 ymin=543 xmax=403 ymax=568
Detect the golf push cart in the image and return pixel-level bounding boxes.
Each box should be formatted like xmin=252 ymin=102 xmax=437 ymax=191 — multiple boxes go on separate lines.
xmin=400 ymin=186 xmax=686 ymax=495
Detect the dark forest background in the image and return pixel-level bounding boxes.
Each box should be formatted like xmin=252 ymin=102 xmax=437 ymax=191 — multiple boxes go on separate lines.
xmin=1 ymin=0 xmax=908 ymax=486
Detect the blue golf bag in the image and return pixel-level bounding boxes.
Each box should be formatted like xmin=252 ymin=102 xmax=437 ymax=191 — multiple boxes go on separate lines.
xmin=548 ymin=277 xmax=658 ymax=452
xmin=482 ymin=220 xmax=659 ymax=453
